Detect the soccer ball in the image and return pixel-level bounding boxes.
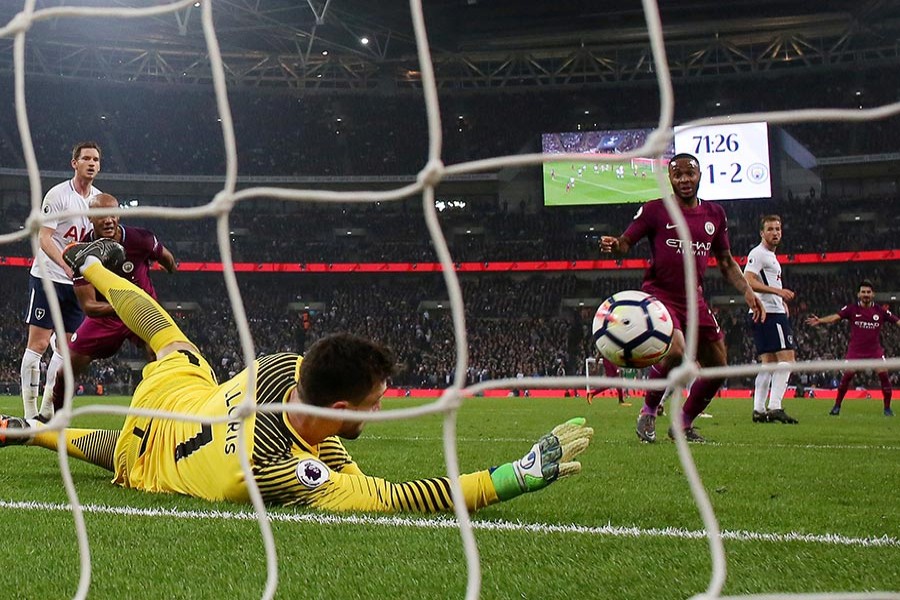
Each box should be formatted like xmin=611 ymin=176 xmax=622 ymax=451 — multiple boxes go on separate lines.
xmin=591 ymin=291 xmax=674 ymax=368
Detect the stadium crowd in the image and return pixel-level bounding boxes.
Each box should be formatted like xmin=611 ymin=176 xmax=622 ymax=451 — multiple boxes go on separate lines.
xmin=0 ymin=265 xmax=896 ymax=396
xmin=0 ymin=64 xmax=897 ymax=401
xmin=0 ymin=68 xmax=898 ymax=177
xmin=2 ymin=192 xmax=896 ymax=264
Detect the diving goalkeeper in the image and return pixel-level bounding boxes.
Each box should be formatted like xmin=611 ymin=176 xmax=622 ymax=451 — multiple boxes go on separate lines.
xmin=0 ymin=239 xmax=593 ymax=513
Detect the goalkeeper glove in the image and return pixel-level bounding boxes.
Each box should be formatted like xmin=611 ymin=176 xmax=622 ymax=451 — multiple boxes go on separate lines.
xmin=489 ymin=417 xmax=593 ymax=502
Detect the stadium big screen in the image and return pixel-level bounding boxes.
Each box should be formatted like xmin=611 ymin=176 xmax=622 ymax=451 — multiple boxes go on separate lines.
xmin=541 ymin=122 xmax=772 ymax=205
xmin=541 ymin=128 xmax=671 ymax=206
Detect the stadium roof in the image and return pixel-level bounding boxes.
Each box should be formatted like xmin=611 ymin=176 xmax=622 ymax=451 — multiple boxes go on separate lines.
xmin=1 ymin=0 xmax=898 ymax=90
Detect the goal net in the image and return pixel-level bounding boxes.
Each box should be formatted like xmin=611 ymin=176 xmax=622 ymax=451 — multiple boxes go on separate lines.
xmin=1 ymin=1 xmax=899 ymax=600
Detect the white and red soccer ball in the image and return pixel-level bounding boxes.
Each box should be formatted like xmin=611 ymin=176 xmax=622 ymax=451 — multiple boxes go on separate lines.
xmin=592 ymin=290 xmax=674 ymax=368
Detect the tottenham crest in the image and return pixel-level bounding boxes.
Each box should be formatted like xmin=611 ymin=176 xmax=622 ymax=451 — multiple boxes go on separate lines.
xmin=34 ymin=308 xmax=45 ymax=320
xmin=296 ymin=458 xmax=330 ymax=489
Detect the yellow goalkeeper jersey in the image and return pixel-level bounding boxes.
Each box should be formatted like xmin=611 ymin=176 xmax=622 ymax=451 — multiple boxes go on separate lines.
xmin=113 ymin=350 xmax=498 ymax=512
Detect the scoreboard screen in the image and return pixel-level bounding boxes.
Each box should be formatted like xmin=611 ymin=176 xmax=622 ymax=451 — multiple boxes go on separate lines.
xmin=540 ymin=122 xmax=771 ymax=205
xmin=673 ymin=121 xmax=772 ymax=200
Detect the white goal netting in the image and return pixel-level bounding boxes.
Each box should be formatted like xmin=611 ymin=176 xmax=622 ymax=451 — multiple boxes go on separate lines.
xmin=1 ymin=1 xmax=899 ymax=599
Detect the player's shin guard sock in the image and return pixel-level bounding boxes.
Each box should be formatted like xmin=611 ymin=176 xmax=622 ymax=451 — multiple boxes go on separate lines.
xmin=753 ymin=371 xmax=772 ymax=413
xmin=29 ymin=428 xmax=120 ymax=472
xmin=642 ymin=363 xmax=671 ymax=415
xmin=878 ymin=372 xmax=892 ymax=410
xmin=682 ymin=377 xmax=723 ymax=427
xmin=768 ymin=363 xmax=791 ymax=411
xmin=38 ymin=350 xmax=63 ymax=420
xmin=51 ymin=362 xmax=67 ymax=411
xmin=81 ymin=260 xmax=189 ymax=353
xmin=835 ymin=372 xmax=854 ymax=408
xmin=20 ymin=348 xmax=42 ymax=420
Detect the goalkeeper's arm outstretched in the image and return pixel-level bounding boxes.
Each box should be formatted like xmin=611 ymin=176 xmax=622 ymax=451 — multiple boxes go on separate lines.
xmin=1 ymin=238 xmax=593 ymax=514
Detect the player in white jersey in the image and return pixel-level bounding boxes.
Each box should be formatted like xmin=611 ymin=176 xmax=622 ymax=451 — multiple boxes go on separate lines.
xmin=21 ymin=141 xmax=101 ymax=421
xmin=743 ymin=214 xmax=798 ymax=424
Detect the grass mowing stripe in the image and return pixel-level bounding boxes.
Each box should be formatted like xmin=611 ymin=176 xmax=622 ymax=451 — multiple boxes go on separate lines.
xmin=2 ymin=499 xmax=897 ymax=548
xmin=366 ymin=435 xmax=900 ymax=452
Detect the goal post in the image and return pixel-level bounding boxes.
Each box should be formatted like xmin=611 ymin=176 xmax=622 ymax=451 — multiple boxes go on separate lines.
xmin=630 ymin=157 xmax=662 ymax=173
xmin=584 ymin=356 xmax=597 ymax=395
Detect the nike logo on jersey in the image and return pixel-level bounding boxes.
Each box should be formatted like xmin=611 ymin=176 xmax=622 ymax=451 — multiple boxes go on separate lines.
xmin=665 ymin=223 xmax=678 ymax=229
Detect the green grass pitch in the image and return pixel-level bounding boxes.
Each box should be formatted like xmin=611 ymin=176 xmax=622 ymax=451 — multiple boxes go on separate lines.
xmin=1 ymin=394 xmax=898 ymax=599
xmin=542 ymin=160 xmax=664 ymax=206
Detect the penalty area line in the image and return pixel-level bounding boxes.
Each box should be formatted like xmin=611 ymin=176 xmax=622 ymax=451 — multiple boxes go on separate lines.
xmin=0 ymin=499 xmax=897 ymax=549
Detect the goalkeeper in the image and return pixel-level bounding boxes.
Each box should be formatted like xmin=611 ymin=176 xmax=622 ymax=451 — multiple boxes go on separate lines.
xmin=0 ymin=239 xmax=593 ymax=513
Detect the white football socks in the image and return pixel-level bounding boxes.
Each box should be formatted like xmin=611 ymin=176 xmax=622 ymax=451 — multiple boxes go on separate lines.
xmin=20 ymin=348 xmax=42 ymax=420
xmin=753 ymin=371 xmax=772 ymax=413
xmin=768 ymin=363 xmax=792 ymax=411
xmin=38 ymin=350 xmax=63 ymax=420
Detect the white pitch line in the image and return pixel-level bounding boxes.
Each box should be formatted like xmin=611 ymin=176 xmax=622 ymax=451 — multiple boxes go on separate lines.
xmin=1 ymin=499 xmax=897 ymax=548
xmin=573 ymin=177 xmax=660 ymax=195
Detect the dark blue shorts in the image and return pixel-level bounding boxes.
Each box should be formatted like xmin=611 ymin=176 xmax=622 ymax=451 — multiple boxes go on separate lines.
xmin=750 ymin=313 xmax=794 ymax=355
xmin=24 ymin=275 xmax=84 ymax=332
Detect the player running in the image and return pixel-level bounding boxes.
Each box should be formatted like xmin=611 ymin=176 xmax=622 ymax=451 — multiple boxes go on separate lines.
xmin=806 ymin=280 xmax=899 ymax=416
xmin=35 ymin=193 xmax=176 ymax=422
xmin=743 ymin=215 xmax=798 ymax=424
xmin=0 ymin=239 xmax=592 ymax=513
xmin=600 ymin=153 xmax=764 ymax=443
xmin=586 ymin=356 xmax=631 ymax=406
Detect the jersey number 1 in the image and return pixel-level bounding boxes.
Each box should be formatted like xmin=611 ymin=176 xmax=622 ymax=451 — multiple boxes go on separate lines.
xmin=174 ymin=424 xmax=213 ymax=461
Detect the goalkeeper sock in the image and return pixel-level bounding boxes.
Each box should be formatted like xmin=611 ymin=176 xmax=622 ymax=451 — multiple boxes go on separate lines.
xmin=82 ymin=259 xmax=189 ymax=353
xmin=29 ymin=427 xmax=120 ymax=472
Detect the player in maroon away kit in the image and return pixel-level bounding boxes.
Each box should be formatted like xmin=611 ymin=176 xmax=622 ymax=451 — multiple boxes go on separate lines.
xmin=586 ymin=356 xmax=631 ymax=406
xmin=806 ymin=280 xmax=899 ymax=416
xmin=34 ymin=193 xmax=177 ymax=421
xmin=600 ymin=153 xmax=764 ymax=443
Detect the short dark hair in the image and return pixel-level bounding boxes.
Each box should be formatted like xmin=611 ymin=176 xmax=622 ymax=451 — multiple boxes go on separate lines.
xmin=669 ymin=153 xmax=700 ymax=168
xmin=299 ymin=333 xmax=395 ymax=407
xmin=859 ymin=279 xmax=874 ymax=292
xmin=72 ymin=141 xmax=101 ymax=162
xmin=759 ymin=214 xmax=782 ymax=231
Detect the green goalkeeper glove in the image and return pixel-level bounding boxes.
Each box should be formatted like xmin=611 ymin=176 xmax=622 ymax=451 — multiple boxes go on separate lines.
xmin=489 ymin=417 xmax=593 ymax=502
